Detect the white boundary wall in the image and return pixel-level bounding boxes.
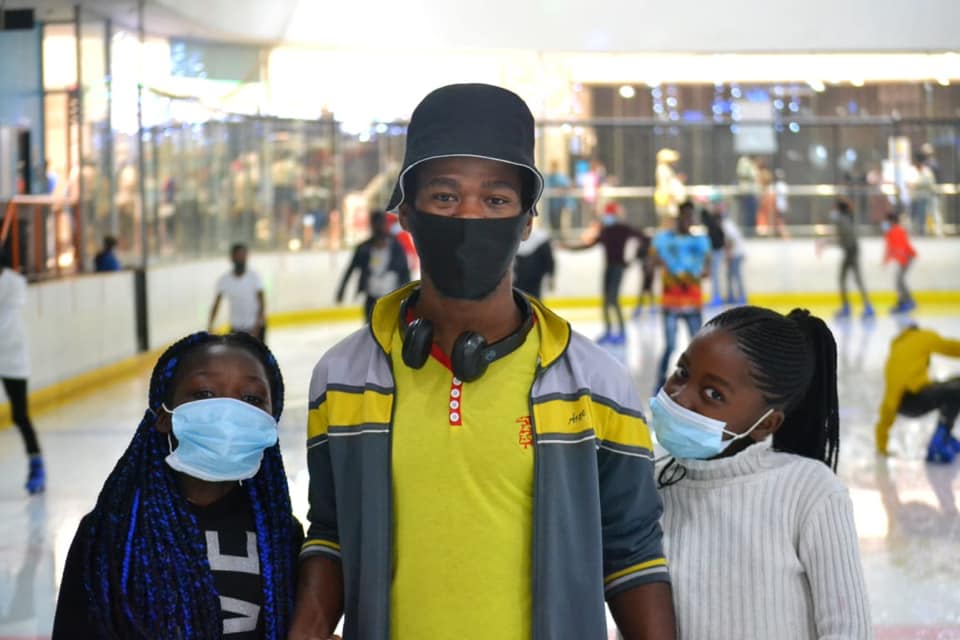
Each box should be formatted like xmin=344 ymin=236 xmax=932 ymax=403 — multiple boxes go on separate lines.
xmin=11 ymin=237 xmax=960 ymax=393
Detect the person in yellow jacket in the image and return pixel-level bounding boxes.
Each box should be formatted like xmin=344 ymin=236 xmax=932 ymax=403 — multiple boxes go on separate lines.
xmin=876 ymin=322 xmax=960 ymax=463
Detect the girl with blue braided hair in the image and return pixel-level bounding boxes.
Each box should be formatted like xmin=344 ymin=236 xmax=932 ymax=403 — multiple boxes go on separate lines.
xmin=52 ymin=331 xmax=303 ymax=639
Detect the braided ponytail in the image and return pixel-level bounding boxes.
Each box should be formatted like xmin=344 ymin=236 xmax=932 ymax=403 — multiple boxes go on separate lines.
xmin=775 ymin=310 xmax=840 ymax=470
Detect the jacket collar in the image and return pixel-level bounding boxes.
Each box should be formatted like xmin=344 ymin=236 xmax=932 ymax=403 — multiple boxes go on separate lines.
xmin=369 ymin=281 xmax=570 ymax=370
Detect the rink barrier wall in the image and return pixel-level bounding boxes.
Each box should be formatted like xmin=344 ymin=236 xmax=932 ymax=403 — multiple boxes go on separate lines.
xmin=1 ymin=237 xmax=959 ymax=429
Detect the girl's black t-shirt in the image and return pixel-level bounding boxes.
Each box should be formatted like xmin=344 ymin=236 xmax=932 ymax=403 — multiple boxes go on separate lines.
xmin=52 ymin=485 xmax=303 ymax=639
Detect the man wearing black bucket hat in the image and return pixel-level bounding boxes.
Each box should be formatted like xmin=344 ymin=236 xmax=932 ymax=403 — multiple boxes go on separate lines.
xmin=292 ymin=84 xmax=674 ymax=640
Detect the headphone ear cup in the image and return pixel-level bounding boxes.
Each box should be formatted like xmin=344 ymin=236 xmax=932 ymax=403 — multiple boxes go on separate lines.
xmin=402 ymin=318 xmax=433 ymax=370
xmin=451 ymin=332 xmax=489 ymax=383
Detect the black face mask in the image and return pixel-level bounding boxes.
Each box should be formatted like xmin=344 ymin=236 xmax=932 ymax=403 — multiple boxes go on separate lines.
xmin=407 ymin=208 xmax=529 ymax=300
xmin=233 ymin=260 xmax=246 ymax=275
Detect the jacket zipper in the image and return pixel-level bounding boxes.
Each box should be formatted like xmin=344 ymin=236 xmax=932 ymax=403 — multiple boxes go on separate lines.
xmin=528 ymin=358 xmax=542 ymax=640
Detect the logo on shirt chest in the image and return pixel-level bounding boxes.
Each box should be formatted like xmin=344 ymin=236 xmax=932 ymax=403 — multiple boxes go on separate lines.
xmin=516 ymin=415 xmax=533 ymax=449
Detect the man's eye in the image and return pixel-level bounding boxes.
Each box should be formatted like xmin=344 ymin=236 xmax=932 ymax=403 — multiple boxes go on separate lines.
xmin=488 ymin=196 xmax=510 ymax=206
xmin=673 ymin=365 xmax=688 ymax=380
xmin=432 ymin=193 xmax=457 ymax=202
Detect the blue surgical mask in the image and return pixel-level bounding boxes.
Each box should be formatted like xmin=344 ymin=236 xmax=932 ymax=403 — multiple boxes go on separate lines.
xmin=649 ymin=388 xmax=773 ymax=460
xmin=163 ymin=398 xmax=278 ymax=482
xmin=601 ymin=214 xmax=617 ymax=227
xmin=881 ymin=221 xmax=891 ymax=232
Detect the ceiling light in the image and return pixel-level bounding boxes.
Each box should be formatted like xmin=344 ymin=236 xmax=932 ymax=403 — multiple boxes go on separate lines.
xmin=618 ymin=85 xmax=636 ymax=99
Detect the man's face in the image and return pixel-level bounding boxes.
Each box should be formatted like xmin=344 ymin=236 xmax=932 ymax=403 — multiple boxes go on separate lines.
xmin=232 ymin=248 xmax=247 ymax=267
xmin=402 ymin=156 xmax=528 ymax=224
xmin=677 ymin=209 xmax=693 ymax=233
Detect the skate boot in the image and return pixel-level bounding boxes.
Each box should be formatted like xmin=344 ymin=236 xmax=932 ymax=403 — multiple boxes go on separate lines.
xmin=925 ymin=425 xmax=956 ymax=464
xmin=26 ymin=456 xmax=45 ymax=494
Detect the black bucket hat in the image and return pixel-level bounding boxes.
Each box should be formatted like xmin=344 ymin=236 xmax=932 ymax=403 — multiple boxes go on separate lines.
xmin=386 ymin=83 xmax=544 ymax=214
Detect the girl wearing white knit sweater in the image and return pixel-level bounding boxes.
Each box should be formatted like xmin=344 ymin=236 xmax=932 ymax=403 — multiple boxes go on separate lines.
xmin=649 ymin=306 xmax=872 ymax=639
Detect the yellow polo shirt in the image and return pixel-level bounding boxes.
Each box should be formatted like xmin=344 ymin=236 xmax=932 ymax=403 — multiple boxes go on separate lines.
xmin=389 ymin=325 xmax=540 ymax=639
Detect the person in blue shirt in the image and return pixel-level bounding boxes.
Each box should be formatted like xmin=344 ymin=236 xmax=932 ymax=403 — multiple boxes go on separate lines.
xmin=651 ymin=202 xmax=711 ymax=392
xmin=93 ymin=236 xmax=121 ymax=272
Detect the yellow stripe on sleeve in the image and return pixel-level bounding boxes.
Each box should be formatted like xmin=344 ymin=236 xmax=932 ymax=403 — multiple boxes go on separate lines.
xmin=307 ymin=404 xmax=329 ymax=440
xmin=532 ymin=397 xmax=594 ymax=436
xmin=308 ymin=387 xmax=394 ymax=440
xmin=604 ymin=558 xmax=669 ymax=584
xmin=301 ymin=539 xmax=341 ymax=552
xmin=532 ymin=397 xmax=654 ymax=450
xmin=325 ymin=388 xmax=393 ymax=428
xmin=592 ymin=401 xmax=654 ymax=451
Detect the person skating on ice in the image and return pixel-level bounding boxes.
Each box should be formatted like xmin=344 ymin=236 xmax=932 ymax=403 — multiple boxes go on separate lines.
xmin=53 ymin=332 xmax=303 ymax=638
xmin=651 ymin=201 xmax=711 ymax=392
xmin=881 ymin=211 xmax=917 ymax=314
xmin=513 ymin=215 xmax=555 ymax=300
xmin=875 ymin=321 xmax=960 ymax=463
xmin=209 ymin=243 xmax=267 ymax=342
xmin=652 ymin=305 xmax=871 ymax=639
xmin=565 ymin=201 xmax=646 ymax=345
xmin=0 ymin=250 xmax=44 ymax=494
xmin=336 ymin=210 xmax=412 ymax=321
xmin=817 ymin=198 xmax=875 ymax=320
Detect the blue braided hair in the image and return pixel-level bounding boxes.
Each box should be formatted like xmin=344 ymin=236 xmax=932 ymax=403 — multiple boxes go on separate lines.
xmin=80 ymin=332 xmax=297 ymax=639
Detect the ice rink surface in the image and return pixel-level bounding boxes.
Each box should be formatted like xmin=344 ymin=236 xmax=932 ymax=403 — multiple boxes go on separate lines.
xmin=1 ymin=305 xmax=958 ymax=639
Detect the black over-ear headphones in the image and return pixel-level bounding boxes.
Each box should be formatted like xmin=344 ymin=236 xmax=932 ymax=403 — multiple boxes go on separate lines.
xmin=399 ymin=289 xmax=535 ymax=383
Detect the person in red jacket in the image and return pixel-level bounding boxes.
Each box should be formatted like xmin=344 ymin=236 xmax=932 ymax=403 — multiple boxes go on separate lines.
xmin=883 ymin=211 xmax=917 ymax=314
xmin=386 ymin=211 xmax=419 ymax=275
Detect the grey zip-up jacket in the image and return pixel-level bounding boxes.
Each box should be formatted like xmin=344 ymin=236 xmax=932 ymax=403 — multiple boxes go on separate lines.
xmin=301 ymin=283 xmax=669 ymax=639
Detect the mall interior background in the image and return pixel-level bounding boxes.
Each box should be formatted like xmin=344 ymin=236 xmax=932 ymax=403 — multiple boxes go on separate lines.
xmin=0 ymin=1 xmax=959 ymax=277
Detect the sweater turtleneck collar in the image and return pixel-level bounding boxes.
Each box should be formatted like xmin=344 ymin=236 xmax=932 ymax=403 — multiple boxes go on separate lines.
xmin=667 ymin=439 xmax=787 ymax=484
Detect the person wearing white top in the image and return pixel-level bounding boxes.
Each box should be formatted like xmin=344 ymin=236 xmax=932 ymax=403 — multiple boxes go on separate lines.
xmin=648 ymin=305 xmax=871 ymax=640
xmin=0 ymin=256 xmax=45 ymax=494
xmin=208 ymin=243 xmax=266 ymax=342
xmin=720 ymin=213 xmax=747 ymax=305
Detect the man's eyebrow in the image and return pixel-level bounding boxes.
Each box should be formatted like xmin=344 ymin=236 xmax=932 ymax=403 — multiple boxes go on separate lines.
xmin=422 ymin=176 xmax=460 ymax=189
xmin=481 ymin=179 xmax=521 ymax=193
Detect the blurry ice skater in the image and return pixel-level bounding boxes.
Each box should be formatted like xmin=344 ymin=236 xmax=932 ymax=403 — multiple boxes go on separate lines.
xmin=208 ymin=243 xmax=266 ymax=342
xmin=514 ymin=221 xmax=555 ymax=300
xmin=875 ymin=322 xmax=960 ymax=463
xmin=336 ymin=210 xmax=411 ymax=321
xmin=818 ymin=198 xmax=874 ymax=320
xmin=651 ymin=202 xmax=710 ymax=391
xmin=0 ymin=252 xmax=44 ymax=494
xmin=882 ymin=211 xmax=917 ymax=314
xmin=565 ymin=202 xmax=646 ymax=345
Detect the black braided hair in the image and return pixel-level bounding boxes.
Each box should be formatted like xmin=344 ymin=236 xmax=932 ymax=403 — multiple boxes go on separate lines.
xmin=80 ymin=331 xmax=297 ymax=639
xmin=704 ymin=305 xmax=840 ymax=470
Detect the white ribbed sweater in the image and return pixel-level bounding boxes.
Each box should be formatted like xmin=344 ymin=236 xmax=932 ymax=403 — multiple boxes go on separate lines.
xmin=660 ymin=443 xmax=873 ymax=640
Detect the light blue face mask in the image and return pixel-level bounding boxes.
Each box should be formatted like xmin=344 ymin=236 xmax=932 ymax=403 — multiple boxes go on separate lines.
xmin=649 ymin=387 xmax=773 ymax=460
xmin=601 ymin=214 xmax=617 ymax=227
xmin=163 ymin=397 xmax=278 ymax=482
